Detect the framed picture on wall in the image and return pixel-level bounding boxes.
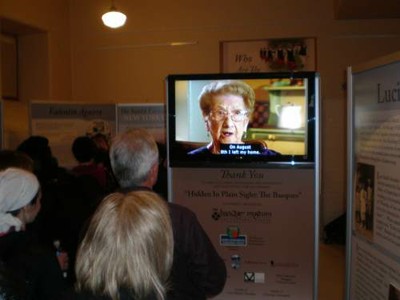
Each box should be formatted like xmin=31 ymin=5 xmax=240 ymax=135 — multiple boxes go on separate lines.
xmin=220 ymin=37 xmax=316 ymax=73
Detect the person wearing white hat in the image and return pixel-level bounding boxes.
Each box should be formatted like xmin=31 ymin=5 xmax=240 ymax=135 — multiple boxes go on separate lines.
xmin=0 ymin=167 xmax=68 ymax=299
xmin=0 ymin=167 xmax=41 ymax=235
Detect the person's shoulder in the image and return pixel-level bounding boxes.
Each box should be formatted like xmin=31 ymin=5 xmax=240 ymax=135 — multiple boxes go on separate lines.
xmin=167 ymin=202 xmax=197 ymax=218
xmin=167 ymin=202 xmax=203 ymax=230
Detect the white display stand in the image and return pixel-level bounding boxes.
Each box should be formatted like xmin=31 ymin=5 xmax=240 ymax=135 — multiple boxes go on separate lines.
xmin=168 ymin=73 xmax=321 ymax=299
xmin=346 ymin=51 xmax=400 ymax=299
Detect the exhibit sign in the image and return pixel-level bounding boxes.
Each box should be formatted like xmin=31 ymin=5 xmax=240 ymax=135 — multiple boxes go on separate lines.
xmin=347 ymin=52 xmax=400 ymax=299
xmin=116 ymin=103 xmax=165 ymax=143
xmin=171 ymin=167 xmax=317 ymax=299
xmin=30 ymin=101 xmax=116 ymax=168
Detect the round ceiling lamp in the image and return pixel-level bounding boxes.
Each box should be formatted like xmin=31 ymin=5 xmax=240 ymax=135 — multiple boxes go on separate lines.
xmin=102 ymin=1 xmax=127 ymax=29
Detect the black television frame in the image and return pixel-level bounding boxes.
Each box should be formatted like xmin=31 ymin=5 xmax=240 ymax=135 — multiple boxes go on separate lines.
xmin=166 ymin=72 xmax=319 ymax=168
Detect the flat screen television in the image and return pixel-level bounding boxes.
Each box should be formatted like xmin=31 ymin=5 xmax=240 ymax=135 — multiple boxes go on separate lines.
xmin=166 ymin=72 xmax=319 ymax=168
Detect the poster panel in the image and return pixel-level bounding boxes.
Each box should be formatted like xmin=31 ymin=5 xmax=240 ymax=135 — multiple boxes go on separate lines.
xmin=30 ymin=101 xmax=116 ymax=168
xmin=350 ymin=237 xmax=400 ymax=299
xmin=347 ymin=52 xmax=400 ymax=299
xmin=171 ymin=167 xmax=316 ymax=299
xmin=0 ymin=100 xmax=3 ymax=149
xmin=116 ymin=103 xmax=165 ymax=143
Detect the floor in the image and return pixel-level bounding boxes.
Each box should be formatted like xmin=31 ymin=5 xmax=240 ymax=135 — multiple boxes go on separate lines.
xmin=318 ymin=243 xmax=346 ymax=300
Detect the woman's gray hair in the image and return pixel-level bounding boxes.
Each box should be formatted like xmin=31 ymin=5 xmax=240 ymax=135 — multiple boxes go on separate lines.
xmin=110 ymin=129 xmax=159 ymax=188
xmin=199 ymin=80 xmax=256 ymax=116
xmin=75 ymin=191 xmax=174 ymax=300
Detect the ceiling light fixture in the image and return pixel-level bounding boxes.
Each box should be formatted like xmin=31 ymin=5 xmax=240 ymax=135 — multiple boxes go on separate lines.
xmin=102 ymin=1 xmax=127 ymax=29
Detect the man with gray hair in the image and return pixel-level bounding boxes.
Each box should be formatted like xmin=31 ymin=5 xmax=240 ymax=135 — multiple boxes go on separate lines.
xmin=110 ymin=128 xmax=227 ymax=300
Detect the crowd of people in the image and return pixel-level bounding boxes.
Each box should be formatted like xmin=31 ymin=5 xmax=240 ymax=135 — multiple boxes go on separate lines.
xmin=0 ymin=129 xmax=227 ymax=300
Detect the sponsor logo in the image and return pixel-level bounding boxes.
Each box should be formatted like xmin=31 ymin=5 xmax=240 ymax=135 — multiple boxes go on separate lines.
xmin=227 ymin=226 xmax=240 ymax=238
xmin=220 ymin=226 xmax=247 ymax=246
xmin=231 ymin=254 xmax=241 ymax=269
xmin=244 ymin=272 xmax=265 ymax=283
xmin=220 ymin=235 xmax=247 ymax=246
xmin=211 ymin=208 xmax=272 ymax=223
xmin=244 ymin=272 xmax=255 ymax=282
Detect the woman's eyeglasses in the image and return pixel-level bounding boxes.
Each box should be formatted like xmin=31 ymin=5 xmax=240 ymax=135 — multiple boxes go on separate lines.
xmin=209 ymin=109 xmax=249 ymax=122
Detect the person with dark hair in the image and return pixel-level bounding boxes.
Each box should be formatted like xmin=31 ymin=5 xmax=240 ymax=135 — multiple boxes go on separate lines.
xmin=71 ymin=136 xmax=108 ymax=190
xmin=16 ymin=135 xmax=60 ymax=184
xmin=110 ymin=129 xmax=227 ymax=300
xmin=0 ymin=149 xmax=34 ymax=172
xmin=16 ymin=136 xmax=106 ymax=287
xmin=90 ymin=133 xmax=118 ymax=193
xmin=0 ymin=168 xmax=68 ymax=299
xmin=90 ymin=133 xmax=111 ymax=166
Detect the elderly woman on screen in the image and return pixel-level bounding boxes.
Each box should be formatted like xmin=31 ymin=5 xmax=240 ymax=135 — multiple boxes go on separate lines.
xmin=73 ymin=191 xmax=174 ymax=300
xmin=188 ymin=80 xmax=278 ymax=156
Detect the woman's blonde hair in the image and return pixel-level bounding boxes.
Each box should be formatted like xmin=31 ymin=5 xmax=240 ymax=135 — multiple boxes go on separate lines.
xmin=75 ymin=191 xmax=174 ymax=300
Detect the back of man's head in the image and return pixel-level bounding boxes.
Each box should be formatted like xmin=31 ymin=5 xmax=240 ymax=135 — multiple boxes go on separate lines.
xmin=110 ymin=129 xmax=159 ymax=189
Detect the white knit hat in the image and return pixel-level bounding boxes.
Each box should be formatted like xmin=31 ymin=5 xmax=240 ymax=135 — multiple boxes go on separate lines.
xmin=0 ymin=168 xmax=40 ymax=234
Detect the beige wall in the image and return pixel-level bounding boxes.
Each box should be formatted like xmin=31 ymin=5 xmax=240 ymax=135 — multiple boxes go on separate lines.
xmin=1 ymin=0 xmax=400 ymax=225
xmin=0 ymin=0 xmax=71 ymax=148
xmin=69 ymin=0 xmax=400 ymax=226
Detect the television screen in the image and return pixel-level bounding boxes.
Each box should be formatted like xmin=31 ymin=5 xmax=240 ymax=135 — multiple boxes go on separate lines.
xmin=166 ymin=72 xmax=319 ymax=168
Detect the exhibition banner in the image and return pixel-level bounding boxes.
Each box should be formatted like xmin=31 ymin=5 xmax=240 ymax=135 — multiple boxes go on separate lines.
xmin=116 ymin=103 xmax=165 ymax=143
xmin=0 ymin=100 xmax=3 ymax=149
xmin=347 ymin=52 xmax=400 ymax=299
xmin=30 ymin=101 xmax=116 ymax=167
xmin=171 ymin=167 xmax=317 ymax=299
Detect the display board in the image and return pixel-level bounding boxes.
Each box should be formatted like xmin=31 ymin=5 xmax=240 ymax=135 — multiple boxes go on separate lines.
xmin=346 ymin=52 xmax=400 ymax=299
xmin=168 ymin=72 xmax=320 ymax=299
xmin=30 ymin=102 xmax=165 ymax=168
xmin=117 ymin=103 xmax=165 ymax=143
xmin=171 ymin=167 xmax=318 ymax=299
xmin=30 ymin=101 xmax=116 ymax=167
